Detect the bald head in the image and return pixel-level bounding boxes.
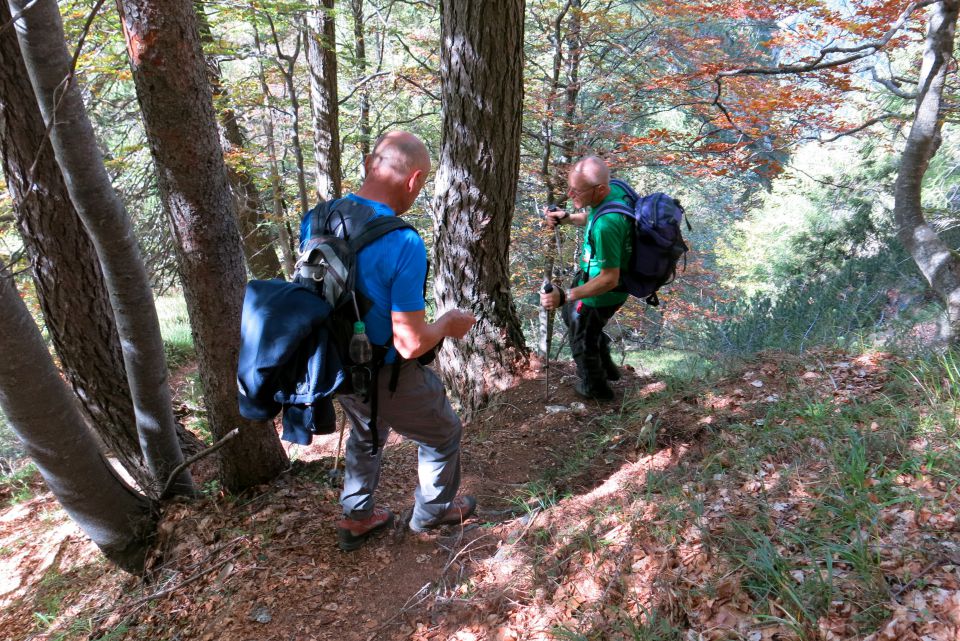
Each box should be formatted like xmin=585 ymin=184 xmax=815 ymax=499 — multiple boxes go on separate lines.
xmin=367 ymin=131 xmax=431 ymax=179
xmin=566 ymin=155 xmax=611 ymax=208
xmin=359 ymin=131 xmax=431 ymax=215
xmin=570 ymin=156 xmax=610 ymax=186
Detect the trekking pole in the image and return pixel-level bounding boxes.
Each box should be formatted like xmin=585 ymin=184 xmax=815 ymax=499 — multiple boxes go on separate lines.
xmin=328 ymin=406 xmax=347 ymax=483
xmin=535 ymin=197 xmax=558 ymax=401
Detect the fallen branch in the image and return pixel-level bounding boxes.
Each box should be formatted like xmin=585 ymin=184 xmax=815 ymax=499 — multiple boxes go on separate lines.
xmin=127 ymin=550 xmax=243 ymax=608
xmin=160 ymin=427 xmax=240 ymax=499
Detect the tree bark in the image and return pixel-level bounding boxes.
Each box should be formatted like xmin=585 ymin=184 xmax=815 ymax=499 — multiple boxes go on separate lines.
xmin=196 ymin=3 xmax=283 ymax=280
xmin=432 ymin=0 xmax=529 ymax=416
xmin=351 ymin=0 xmax=371 ymax=159
xmin=0 ymin=265 xmax=156 ymax=574
xmin=893 ymin=0 xmax=960 ymax=342
xmin=561 ymin=0 xmax=581 ymax=166
xmin=116 ymin=0 xmax=287 ymax=491
xmin=253 ymin=36 xmax=297 ymax=277
xmin=305 ymin=0 xmax=343 ymax=201
xmin=0 ymin=1 xmax=154 ymax=490
xmin=538 ymin=1 xmax=569 ymax=208
xmin=9 ymin=0 xmax=193 ymax=496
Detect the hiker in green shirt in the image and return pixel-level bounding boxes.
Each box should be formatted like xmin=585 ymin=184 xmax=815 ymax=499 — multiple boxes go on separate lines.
xmin=541 ymin=156 xmax=631 ymax=400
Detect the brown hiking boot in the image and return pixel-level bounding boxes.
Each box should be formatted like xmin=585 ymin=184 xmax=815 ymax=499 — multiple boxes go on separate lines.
xmin=336 ymin=507 xmax=394 ymax=551
xmin=409 ymin=495 xmax=477 ymax=533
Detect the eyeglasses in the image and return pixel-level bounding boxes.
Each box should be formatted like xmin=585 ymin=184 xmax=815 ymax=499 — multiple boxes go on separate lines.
xmin=567 ymin=183 xmax=600 ymax=197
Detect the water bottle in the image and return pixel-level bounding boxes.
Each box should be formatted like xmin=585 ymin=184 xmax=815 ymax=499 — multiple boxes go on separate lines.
xmin=349 ymin=321 xmax=373 ymax=394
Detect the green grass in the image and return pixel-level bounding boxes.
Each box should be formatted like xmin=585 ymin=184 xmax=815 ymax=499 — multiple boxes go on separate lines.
xmin=155 ymin=293 xmax=195 ymax=368
xmin=624 ymin=348 xmax=716 ymax=384
xmin=2 ymin=461 xmax=39 ymax=506
xmin=31 ymin=567 xmax=72 ymax=631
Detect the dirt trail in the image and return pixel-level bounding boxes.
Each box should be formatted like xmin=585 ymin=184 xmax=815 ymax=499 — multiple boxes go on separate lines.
xmin=0 ymin=361 xmax=669 ymax=641
xmin=6 ymin=351 xmax=957 ymax=641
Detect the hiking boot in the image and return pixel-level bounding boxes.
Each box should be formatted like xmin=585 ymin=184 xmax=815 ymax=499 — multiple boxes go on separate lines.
xmin=409 ymin=495 xmax=477 ymax=533
xmin=336 ymin=507 xmax=394 ymax=551
xmin=575 ymin=379 xmax=615 ymax=401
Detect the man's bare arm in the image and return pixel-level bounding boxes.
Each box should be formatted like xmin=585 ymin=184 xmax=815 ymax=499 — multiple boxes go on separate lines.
xmin=391 ymin=309 xmax=476 ymax=359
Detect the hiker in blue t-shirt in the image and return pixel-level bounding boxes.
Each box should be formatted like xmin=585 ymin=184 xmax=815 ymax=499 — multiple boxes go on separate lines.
xmin=300 ymin=131 xmax=477 ymax=550
xmin=541 ymin=156 xmax=630 ymax=401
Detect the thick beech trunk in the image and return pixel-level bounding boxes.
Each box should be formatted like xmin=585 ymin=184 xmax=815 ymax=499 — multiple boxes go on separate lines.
xmin=9 ymin=0 xmax=192 ymax=496
xmin=893 ymin=0 xmax=960 ymax=342
xmin=0 ymin=266 xmax=156 ymax=574
xmin=116 ymin=0 xmax=287 ymax=491
xmin=432 ymin=0 xmax=529 ymax=415
xmin=0 ymin=3 xmax=153 ymax=490
xmin=305 ymin=0 xmax=343 ymax=201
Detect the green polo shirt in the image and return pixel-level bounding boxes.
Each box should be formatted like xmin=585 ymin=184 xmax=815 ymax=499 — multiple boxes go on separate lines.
xmin=578 ymin=183 xmax=631 ymax=308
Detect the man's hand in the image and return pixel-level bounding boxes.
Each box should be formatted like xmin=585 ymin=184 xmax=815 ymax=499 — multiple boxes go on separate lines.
xmin=439 ymin=309 xmax=476 ymax=339
xmin=543 ymin=207 xmax=567 ymax=230
xmin=540 ymin=286 xmax=563 ymax=311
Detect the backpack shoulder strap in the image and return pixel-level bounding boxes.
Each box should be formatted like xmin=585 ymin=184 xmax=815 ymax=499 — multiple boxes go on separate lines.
xmin=348 ymin=216 xmax=417 ymax=253
xmin=308 ymin=198 xmax=378 ymax=241
xmin=308 ymin=201 xmax=330 ymax=239
xmin=594 ymin=201 xmax=634 ymax=220
xmin=609 ymin=178 xmax=639 ymax=202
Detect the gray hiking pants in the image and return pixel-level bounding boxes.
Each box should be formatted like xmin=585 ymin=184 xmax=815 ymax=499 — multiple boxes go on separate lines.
xmin=338 ymin=360 xmax=463 ymax=526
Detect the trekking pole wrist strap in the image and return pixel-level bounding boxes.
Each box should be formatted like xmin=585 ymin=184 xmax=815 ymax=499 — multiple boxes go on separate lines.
xmin=557 ymin=287 xmax=567 ymax=306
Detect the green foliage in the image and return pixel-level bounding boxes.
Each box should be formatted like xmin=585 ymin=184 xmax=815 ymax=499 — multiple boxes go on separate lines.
xmin=155 ymin=293 xmax=195 ymax=369
xmin=2 ymin=461 xmax=39 ymax=505
xmin=689 ymin=140 xmax=932 ymax=358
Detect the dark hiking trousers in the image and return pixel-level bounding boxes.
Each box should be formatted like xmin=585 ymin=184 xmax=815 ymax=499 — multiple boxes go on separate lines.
xmin=561 ymin=301 xmax=623 ymax=395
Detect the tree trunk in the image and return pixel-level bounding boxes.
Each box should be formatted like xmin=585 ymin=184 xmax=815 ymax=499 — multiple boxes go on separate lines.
xmin=561 ymin=0 xmax=581 ymax=166
xmin=538 ymin=1 xmax=569 ymax=208
xmin=432 ymin=0 xmax=529 ymax=415
xmin=351 ymin=0 xmax=371 ymax=159
xmin=254 ymin=45 xmax=297 ymax=276
xmin=266 ymin=25 xmax=310 ymax=214
xmin=0 ymin=265 xmax=156 ymax=574
xmin=893 ymin=0 xmax=960 ymax=342
xmin=305 ymin=0 xmax=343 ymax=201
xmin=9 ymin=0 xmax=193 ymax=496
xmin=0 ymin=2 xmax=153 ymax=490
xmin=196 ymin=3 xmax=283 ymax=280
xmin=116 ymin=0 xmax=287 ymax=491
xmin=223 ymin=104 xmax=286 ymax=280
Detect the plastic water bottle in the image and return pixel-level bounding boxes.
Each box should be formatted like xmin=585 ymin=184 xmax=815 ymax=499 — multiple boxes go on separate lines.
xmin=349 ymin=321 xmax=373 ymax=393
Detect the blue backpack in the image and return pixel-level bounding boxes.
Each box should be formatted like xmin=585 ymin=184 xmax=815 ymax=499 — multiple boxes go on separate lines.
xmin=592 ymin=179 xmax=690 ymax=307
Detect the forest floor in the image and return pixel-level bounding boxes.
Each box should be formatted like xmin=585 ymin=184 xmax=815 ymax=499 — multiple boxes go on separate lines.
xmin=1 ymin=348 xmax=960 ymax=640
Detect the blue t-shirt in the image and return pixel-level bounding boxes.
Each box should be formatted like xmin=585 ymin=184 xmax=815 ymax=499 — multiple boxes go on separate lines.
xmin=298 ymin=194 xmax=427 ymax=352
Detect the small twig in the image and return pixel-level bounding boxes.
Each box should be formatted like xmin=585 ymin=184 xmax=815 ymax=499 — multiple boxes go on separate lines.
xmin=160 ymin=428 xmax=240 ymax=499
xmin=893 ymin=557 xmax=944 ymax=598
xmin=337 ymin=71 xmax=391 ymax=105
xmin=126 ymin=550 xmax=242 ymax=608
xmin=815 ymin=357 xmax=839 ymax=392
xmin=371 ymin=582 xmax=434 ymax=633
xmin=0 ymin=0 xmax=40 ymax=36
